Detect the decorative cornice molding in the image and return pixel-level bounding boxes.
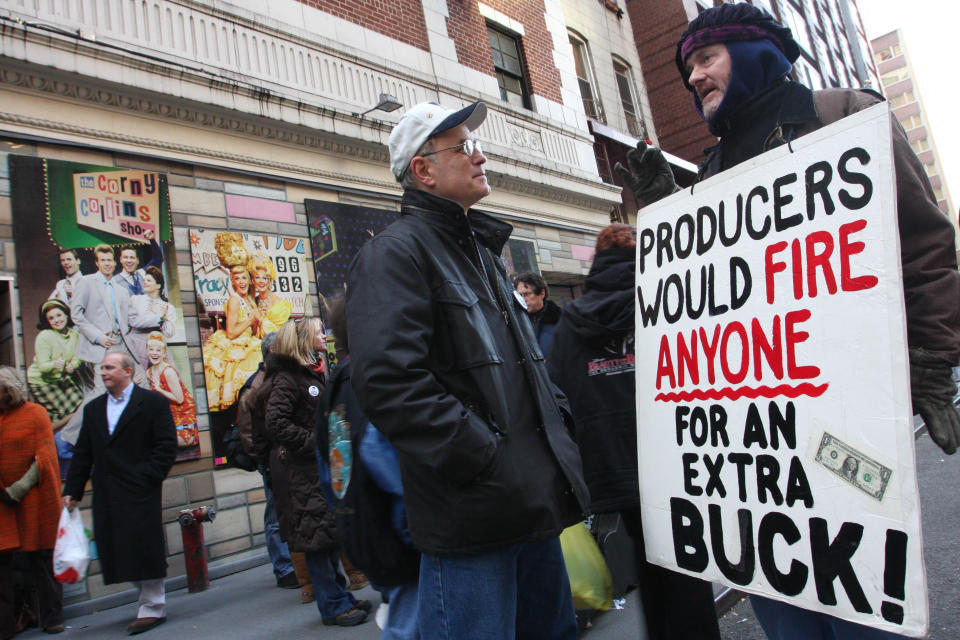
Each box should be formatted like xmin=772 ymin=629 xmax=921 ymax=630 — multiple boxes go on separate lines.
xmin=0 ymin=65 xmax=621 ymax=211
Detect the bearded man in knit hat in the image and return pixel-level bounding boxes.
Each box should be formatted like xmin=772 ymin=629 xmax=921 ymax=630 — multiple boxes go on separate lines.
xmin=616 ymin=4 xmax=960 ymax=640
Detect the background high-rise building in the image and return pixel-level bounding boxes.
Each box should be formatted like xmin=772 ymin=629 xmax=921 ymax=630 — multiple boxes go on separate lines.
xmin=625 ymin=0 xmax=881 ymax=166
xmin=871 ymin=29 xmax=955 ymax=220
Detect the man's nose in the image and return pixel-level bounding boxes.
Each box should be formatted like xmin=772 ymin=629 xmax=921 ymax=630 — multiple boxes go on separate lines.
xmin=688 ymin=63 xmax=708 ymax=87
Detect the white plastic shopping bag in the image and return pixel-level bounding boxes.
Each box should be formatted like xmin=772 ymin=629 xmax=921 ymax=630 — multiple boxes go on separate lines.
xmin=53 ymin=507 xmax=90 ymax=584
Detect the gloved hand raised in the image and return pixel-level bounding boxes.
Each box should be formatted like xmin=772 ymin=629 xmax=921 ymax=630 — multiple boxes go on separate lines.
xmin=910 ymin=348 xmax=960 ymax=455
xmin=613 ymin=140 xmax=677 ymax=206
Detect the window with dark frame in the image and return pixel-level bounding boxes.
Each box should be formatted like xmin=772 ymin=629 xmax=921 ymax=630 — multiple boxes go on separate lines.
xmin=613 ymin=59 xmax=642 ymax=138
xmin=488 ymin=24 xmax=531 ymax=109
xmin=569 ymin=34 xmax=602 ymax=121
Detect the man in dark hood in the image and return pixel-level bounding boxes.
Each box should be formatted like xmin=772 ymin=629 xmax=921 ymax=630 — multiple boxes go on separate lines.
xmin=616 ymin=4 xmax=960 ymax=640
xmin=548 ymin=224 xmax=721 ymax=640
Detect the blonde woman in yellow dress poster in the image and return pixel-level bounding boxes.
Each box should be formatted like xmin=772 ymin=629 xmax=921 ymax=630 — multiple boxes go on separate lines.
xmin=249 ymin=253 xmax=293 ymax=337
xmin=200 ymin=233 xmax=262 ymax=412
xmin=190 ymin=230 xmax=309 ymax=464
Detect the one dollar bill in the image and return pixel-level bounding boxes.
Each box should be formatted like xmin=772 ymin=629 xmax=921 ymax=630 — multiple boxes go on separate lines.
xmin=814 ymin=432 xmax=892 ymax=501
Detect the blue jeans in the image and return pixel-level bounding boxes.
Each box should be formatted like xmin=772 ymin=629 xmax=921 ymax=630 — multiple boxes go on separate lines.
xmin=418 ymin=536 xmax=577 ymax=640
xmin=259 ymin=466 xmax=293 ymax=579
xmin=751 ymin=596 xmax=908 ymax=640
xmin=304 ymin=548 xmax=357 ymax=620
xmin=375 ymin=582 xmax=419 ymax=640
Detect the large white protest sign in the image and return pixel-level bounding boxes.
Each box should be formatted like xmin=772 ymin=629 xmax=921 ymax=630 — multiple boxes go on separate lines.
xmin=635 ymin=103 xmax=927 ymax=636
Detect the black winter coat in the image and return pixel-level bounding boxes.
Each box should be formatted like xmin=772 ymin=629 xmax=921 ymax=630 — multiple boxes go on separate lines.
xmin=64 ymin=386 xmax=176 ymax=583
xmin=547 ymin=248 xmax=639 ymax=514
xmin=258 ymin=353 xmax=337 ymax=553
xmin=347 ymin=189 xmax=588 ymax=555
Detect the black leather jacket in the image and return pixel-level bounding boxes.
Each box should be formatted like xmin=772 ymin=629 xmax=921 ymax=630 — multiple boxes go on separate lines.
xmin=346 ymin=189 xmax=588 ymax=555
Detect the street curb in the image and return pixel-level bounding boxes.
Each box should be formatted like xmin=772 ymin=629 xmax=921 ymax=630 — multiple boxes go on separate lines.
xmin=714 ymin=587 xmax=744 ymax=616
xmin=63 ymin=552 xmax=270 ymax=618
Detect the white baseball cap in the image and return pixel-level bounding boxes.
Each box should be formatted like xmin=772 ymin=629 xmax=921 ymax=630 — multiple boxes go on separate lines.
xmin=389 ymin=101 xmax=488 ymax=180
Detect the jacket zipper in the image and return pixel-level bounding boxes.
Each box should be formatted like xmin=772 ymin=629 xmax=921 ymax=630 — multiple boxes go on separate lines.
xmin=471 ymin=233 xmax=509 ymax=326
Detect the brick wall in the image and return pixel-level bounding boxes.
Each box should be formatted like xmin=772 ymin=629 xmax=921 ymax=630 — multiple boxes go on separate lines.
xmin=626 ymin=0 xmax=714 ymax=165
xmin=446 ymin=1 xmax=563 ymax=104
xmin=296 ymin=0 xmax=429 ymax=51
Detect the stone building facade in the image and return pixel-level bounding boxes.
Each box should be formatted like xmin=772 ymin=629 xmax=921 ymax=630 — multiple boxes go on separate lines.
xmin=0 ymin=0 xmax=624 ymax=606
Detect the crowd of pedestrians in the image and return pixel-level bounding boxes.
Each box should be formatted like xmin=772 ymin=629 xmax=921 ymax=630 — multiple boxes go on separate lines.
xmin=2 ymin=4 xmax=959 ymax=640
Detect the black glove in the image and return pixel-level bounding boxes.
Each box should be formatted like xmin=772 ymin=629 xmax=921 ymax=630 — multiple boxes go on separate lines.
xmin=613 ymin=140 xmax=677 ymax=206
xmin=0 ymin=488 xmax=17 ymax=507
xmin=910 ymin=348 xmax=960 ymax=455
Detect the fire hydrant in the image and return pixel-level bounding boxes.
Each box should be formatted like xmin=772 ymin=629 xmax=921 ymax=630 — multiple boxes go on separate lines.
xmin=178 ymin=506 xmax=216 ymax=592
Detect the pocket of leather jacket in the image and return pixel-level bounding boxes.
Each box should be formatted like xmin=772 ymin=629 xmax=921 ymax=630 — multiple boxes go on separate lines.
xmin=434 ymin=281 xmax=504 ymax=370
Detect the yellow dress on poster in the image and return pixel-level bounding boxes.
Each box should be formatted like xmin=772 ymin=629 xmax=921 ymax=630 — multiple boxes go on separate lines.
xmin=202 ymin=299 xmax=261 ymax=411
xmin=260 ymin=299 xmax=292 ymax=335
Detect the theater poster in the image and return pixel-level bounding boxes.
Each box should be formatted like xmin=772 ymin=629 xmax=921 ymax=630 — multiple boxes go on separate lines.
xmin=634 ymin=104 xmax=926 ymax=635
xmin=304 ymin=200 xmax=398 ymax=299
xmin=9 ymin=156 xmax=199 ymax=462
xmin=189 ymin=229 xmax=309 ymax=465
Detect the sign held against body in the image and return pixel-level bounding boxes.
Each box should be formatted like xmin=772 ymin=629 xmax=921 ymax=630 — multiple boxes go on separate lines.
xmin=635 ymin=104 xmax=927 ymax=636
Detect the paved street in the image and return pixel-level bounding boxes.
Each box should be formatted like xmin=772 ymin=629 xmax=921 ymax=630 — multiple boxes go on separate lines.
xmin=14 ymin=430 xmax=957 ymax=640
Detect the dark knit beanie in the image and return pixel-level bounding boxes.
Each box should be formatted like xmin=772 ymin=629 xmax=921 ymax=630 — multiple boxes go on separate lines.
xmin=675 ymin=3 xmax=800 ymax=91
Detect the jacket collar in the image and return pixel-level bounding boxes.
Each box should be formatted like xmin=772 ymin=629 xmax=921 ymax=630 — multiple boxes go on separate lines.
xmin=701 ymin=80 xmax=817 ymax=178
xmin=265 ymin=352 xmax=325 ymax=383
xmin=400 ymin=189 xmax=513 ymax=254
xmin=109 ymin=385 xmax=142 ymax=440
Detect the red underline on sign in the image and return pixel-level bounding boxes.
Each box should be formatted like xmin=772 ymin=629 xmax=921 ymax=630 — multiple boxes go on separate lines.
xmin=654 ymin=383 xmax=830 ymax=402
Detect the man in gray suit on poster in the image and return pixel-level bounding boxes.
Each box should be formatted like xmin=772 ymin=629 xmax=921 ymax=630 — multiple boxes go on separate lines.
xmin=63 ymin=244 xmax=150 ymax=445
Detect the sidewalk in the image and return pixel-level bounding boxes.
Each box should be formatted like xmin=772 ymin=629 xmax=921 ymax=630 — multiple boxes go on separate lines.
xmin=19 ymin=563 xmax=389 ymax=640
xmin=17 ymin=560 xmax=647 ymax=639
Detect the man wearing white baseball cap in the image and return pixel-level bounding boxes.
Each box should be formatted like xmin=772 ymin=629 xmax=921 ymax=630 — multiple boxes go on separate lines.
xmin=346 ymin=101 xmax=589 ymax=639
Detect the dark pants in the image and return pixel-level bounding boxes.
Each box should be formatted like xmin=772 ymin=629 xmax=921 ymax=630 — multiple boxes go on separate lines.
xmin=750 ymin=595 xmax=907 ymax=640
xmin=620 ymin=508 xmax=721 ymax=640
xmin=0 ymin=550 xmax=64 ymax=638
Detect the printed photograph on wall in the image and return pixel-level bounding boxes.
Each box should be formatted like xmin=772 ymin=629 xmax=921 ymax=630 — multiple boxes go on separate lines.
xmin=190 ymin=229 xmax=309 ymax=464
xmin=305 ymin=200 xmax=398 ymax=299
xmin=9 ymin=156 xmax=200 ymax=465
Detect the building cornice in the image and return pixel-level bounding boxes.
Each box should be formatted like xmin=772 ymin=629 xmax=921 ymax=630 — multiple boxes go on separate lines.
xmin=0 ymin=63 xmax=621 ymax=215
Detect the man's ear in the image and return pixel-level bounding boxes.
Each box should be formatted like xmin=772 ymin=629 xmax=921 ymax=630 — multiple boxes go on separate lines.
xmin=409 ymin=156 xmax=436 ymax=188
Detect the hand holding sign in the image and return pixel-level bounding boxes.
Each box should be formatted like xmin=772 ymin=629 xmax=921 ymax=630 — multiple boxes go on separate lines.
xmin=614 ymin=140 xmax=677 ymax=206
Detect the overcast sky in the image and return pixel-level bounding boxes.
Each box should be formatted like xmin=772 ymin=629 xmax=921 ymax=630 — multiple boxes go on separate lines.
xmin=858 ymin=1 xmax=956 ymax=214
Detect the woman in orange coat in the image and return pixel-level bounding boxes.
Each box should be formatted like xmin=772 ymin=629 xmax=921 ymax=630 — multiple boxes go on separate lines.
xmin=0 ymin=366 xmax=64 ymax=637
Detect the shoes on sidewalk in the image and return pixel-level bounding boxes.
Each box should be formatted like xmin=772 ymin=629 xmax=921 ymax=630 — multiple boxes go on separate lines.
xmin=321 ymin=607 xmax=369 ymax=627
xmin=276 ymin=572 xmax=299 ymax=589
xmin=346 ymin=570 xmax=369 ymax=591
xmin=300 ymin=584 xmax=315 ymax=604
xmin=354 ymin=600 xmax=372 ymax=613
xmin=127 ymin=616 xmax=166 ymax=635
xmin=42 ymin=623 xmax=66 ymax=634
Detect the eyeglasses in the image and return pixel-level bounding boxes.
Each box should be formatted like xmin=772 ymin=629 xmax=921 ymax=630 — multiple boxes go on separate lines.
xmin=420 ymin=139 xmax=483 ymax=158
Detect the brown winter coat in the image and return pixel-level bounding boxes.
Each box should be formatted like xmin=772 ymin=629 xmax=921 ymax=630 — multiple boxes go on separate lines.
xmin=256 ymin=353 xmax=337 ymax=553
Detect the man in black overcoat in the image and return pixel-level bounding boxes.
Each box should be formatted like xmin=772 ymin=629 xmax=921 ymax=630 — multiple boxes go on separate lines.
xmin=63 ymin=351 xmax=176 ymax=635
